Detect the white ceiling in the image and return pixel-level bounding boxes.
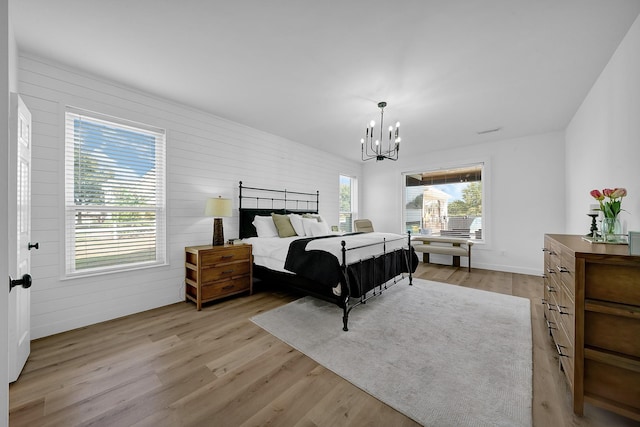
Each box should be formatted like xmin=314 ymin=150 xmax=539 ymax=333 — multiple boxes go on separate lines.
xmin=11 ymin=0 xmax=640 ymax=162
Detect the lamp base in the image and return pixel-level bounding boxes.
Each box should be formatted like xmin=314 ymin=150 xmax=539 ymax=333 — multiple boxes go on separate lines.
xmin=213 ymin=218 xmax=225 ymax=246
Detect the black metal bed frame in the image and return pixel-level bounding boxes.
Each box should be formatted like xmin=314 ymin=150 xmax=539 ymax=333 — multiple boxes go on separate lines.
xmin=238 ymin=181 xmax=414 ymax=331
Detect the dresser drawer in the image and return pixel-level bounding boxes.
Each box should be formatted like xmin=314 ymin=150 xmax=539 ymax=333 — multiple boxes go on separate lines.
xmin=585 ymin=310 xmax=640 ymax=357
xmin=553 ymin=320 xmax=574 ymax=386
xmin=548 ymin=241 xmax=562 ymax=271
xmin=585 ymin=263 xmax=640 ymax=305
xmin=201 ymin=246 xmax=251 ymax=265
xmin=557 ymin=284 xmax=575 ymax=342
xmin=543 ymin=301 xmax=560 ymax=335
xmin=584 ymin=359 xmax=640 ymax=412
xmin=201 ymin=261 xmax=251 ymax=283
xmin=558 ymin=252 xmax=575 ymax=296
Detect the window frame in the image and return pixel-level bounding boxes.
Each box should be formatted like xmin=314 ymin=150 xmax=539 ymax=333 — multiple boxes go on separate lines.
xmin=401 ymin=160 xmax=489 ymax=245
xmin=339 ymin=174 xmax=358 ymax=233
xmin=63 ymin=107 xmax=167 ymax=278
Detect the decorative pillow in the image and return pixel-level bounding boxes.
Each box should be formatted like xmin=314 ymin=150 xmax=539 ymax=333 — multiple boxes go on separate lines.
xmin=288 ymin=213 xmax=305 ymax=236
xmin=252 ymin=215 xmax=278 ymax=238
xmin=310 ymin=213 xmax=326 ymax=223
xmin=271 ymin=213 xmax=297 ymax=238
xmin=302 ymin=213 xmax=320 ymax=222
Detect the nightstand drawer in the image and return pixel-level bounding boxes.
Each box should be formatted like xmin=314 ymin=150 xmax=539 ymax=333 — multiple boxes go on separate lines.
xmin=201 ymin=261 xmax=251 ymax=283
xmin=204 ymin=276 xmax=250 ymax=299
xmin=186 ymin=276 xmax=250 ymax=301
xmin=201 ymin=246 xmax=251 ymax=265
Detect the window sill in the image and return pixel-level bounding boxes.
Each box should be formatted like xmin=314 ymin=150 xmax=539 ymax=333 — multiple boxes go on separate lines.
xmin=61 ymin=262 xmax=170 ymax=281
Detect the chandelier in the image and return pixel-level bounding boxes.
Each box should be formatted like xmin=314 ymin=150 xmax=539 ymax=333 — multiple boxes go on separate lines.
xmin=360 ymin=101 xmax=401 ymax=161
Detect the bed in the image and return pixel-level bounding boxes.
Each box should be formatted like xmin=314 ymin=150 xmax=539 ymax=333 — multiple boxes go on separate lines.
xmin=238 ymin=181 xmax=418 ymax=331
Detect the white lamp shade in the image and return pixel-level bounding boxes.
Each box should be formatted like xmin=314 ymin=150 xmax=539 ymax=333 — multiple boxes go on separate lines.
xmin=205 ymin=197 xmax=232 ymax=217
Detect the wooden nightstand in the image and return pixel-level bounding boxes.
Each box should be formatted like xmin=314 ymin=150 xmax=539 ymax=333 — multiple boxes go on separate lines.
xmin=185 ymin=244 xmax=253 ymax=310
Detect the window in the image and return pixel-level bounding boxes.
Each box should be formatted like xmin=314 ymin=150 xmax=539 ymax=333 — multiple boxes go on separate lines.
xmin=403 ymin=163 xmax=484 ymax=241
xmin=339 ymin=175 xmax=357 ymax=232
xmin=64 ymin=107 xmax=166 ymax=276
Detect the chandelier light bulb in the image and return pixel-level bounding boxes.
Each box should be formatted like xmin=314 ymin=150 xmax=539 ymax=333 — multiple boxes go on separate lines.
xmin=370 ymin=120 xmax=375 ymax=127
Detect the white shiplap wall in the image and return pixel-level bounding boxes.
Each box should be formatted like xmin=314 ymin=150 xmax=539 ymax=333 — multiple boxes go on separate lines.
xmin=19 ymin=54 xmax=361 ymax=339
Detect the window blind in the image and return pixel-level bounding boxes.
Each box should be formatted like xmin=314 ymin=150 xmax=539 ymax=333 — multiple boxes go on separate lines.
xmin=64 ymin=107 xmax=166 ymax=276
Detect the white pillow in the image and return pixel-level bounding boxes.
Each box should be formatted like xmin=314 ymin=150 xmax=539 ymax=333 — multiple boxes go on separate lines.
xmin=252 ymin=215 xmax=278 ymax=238
xmin=303 ymin=217 xmax=329 ymax=237
xmin=288 ymin=213 xmax=305 ymax=236
xmin=301 ymin=218 xmax=317 ymax=236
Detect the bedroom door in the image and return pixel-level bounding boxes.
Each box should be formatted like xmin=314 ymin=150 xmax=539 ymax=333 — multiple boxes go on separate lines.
xmin=8 ymin=93 xmax=33 ymax=383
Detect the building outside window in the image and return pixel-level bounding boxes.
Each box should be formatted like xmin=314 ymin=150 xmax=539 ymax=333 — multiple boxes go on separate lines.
xmin=339 ymin=175 xmax=357 ymax=232
xmin=64 ymin=107 xmax=166 ymax=276
xmin=403 ymin=163 xmax=483 ymax=241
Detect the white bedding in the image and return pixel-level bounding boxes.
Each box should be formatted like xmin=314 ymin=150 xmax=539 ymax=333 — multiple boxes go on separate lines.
xmin=242 ymin=232 xmax=409 ymax=297
xmin=242 ymin=232 xmax=408 ymax=272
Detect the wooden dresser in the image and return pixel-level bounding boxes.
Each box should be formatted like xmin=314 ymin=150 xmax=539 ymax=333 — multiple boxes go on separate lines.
xmin=185 ymin=244 xmax=252 ymax=310
xmin=543 ymin=234 xmax=640 ymax=421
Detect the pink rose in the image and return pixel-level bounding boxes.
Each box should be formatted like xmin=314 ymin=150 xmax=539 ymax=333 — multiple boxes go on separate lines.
xmin=602 ymin=188 xmax=615 ymax=198
xmin=590 ymin=189 xmax=604 ymax=200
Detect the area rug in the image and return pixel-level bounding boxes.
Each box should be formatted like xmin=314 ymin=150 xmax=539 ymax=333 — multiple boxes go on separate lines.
xmin=251 ymin=278 xmax=532 ymax=427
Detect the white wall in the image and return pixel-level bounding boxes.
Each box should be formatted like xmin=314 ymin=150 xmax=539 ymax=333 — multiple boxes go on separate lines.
xmin=566 ymin=14 xmax=640 ymax=235
xmin=18 ymin=54 xmax=360 ymax=339
xmin=362 ymin=132 xmax=566 ymax=275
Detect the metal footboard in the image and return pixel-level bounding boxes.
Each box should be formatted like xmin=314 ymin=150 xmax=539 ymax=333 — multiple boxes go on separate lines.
xmin=340 ymin=231 xmax=414 ymax=331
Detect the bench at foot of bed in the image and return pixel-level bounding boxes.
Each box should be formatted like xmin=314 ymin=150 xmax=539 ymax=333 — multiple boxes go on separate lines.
xmin=411 ymin=236 xmax=473 ymax=272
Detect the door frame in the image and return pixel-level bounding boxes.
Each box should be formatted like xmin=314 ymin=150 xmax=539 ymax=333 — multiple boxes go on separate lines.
xmin=2 ymin=1 xmax=12 ymax=424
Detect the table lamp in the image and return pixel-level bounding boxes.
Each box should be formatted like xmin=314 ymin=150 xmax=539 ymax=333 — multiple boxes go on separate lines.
xmin=205 ymin=196 xmax=232 ymax=246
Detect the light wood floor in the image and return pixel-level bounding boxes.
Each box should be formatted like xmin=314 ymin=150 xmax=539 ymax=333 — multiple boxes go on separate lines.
xmin=9 ymin=264 xmax=640 ymax=426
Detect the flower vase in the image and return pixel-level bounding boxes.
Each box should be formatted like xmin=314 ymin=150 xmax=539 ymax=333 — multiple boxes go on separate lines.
xmin=601 ymin=217 xmax=622 ymax=243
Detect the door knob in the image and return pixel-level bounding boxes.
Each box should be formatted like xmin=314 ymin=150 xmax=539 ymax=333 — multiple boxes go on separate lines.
xmin=28 ymin=242 xmax=39 ymax=250
xmin=9 ymin=274 xmax=32 ymax=291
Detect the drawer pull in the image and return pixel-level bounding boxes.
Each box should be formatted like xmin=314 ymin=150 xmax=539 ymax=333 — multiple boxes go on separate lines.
xmin=545 ymin=319 xmax=557 ymax=330
xmin=546 ymin=268 xmax=556 ymax=274
xmin=546 ymin=285 xmax=556 ymax=293
xmin=222 ymin=284 xmax=235 ymax=291
xmin=556 ymin=266 xmax=569 ymax=273
xmin=220 ymin=255 xmax=234 ymax=260
xmin=555 ymin=342 xmax=569 ymax=358
xmin=542 ymin=248 xmax=550 ymax=252
xmin=556 ymin=304 xmax=571 ymax=315
xmin=222 ymin=269 xmax=234 ymax=274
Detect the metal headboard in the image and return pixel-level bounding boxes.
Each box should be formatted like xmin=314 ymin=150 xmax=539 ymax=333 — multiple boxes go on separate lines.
xmin=238 ymin=181 xmax=319 ymax=238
